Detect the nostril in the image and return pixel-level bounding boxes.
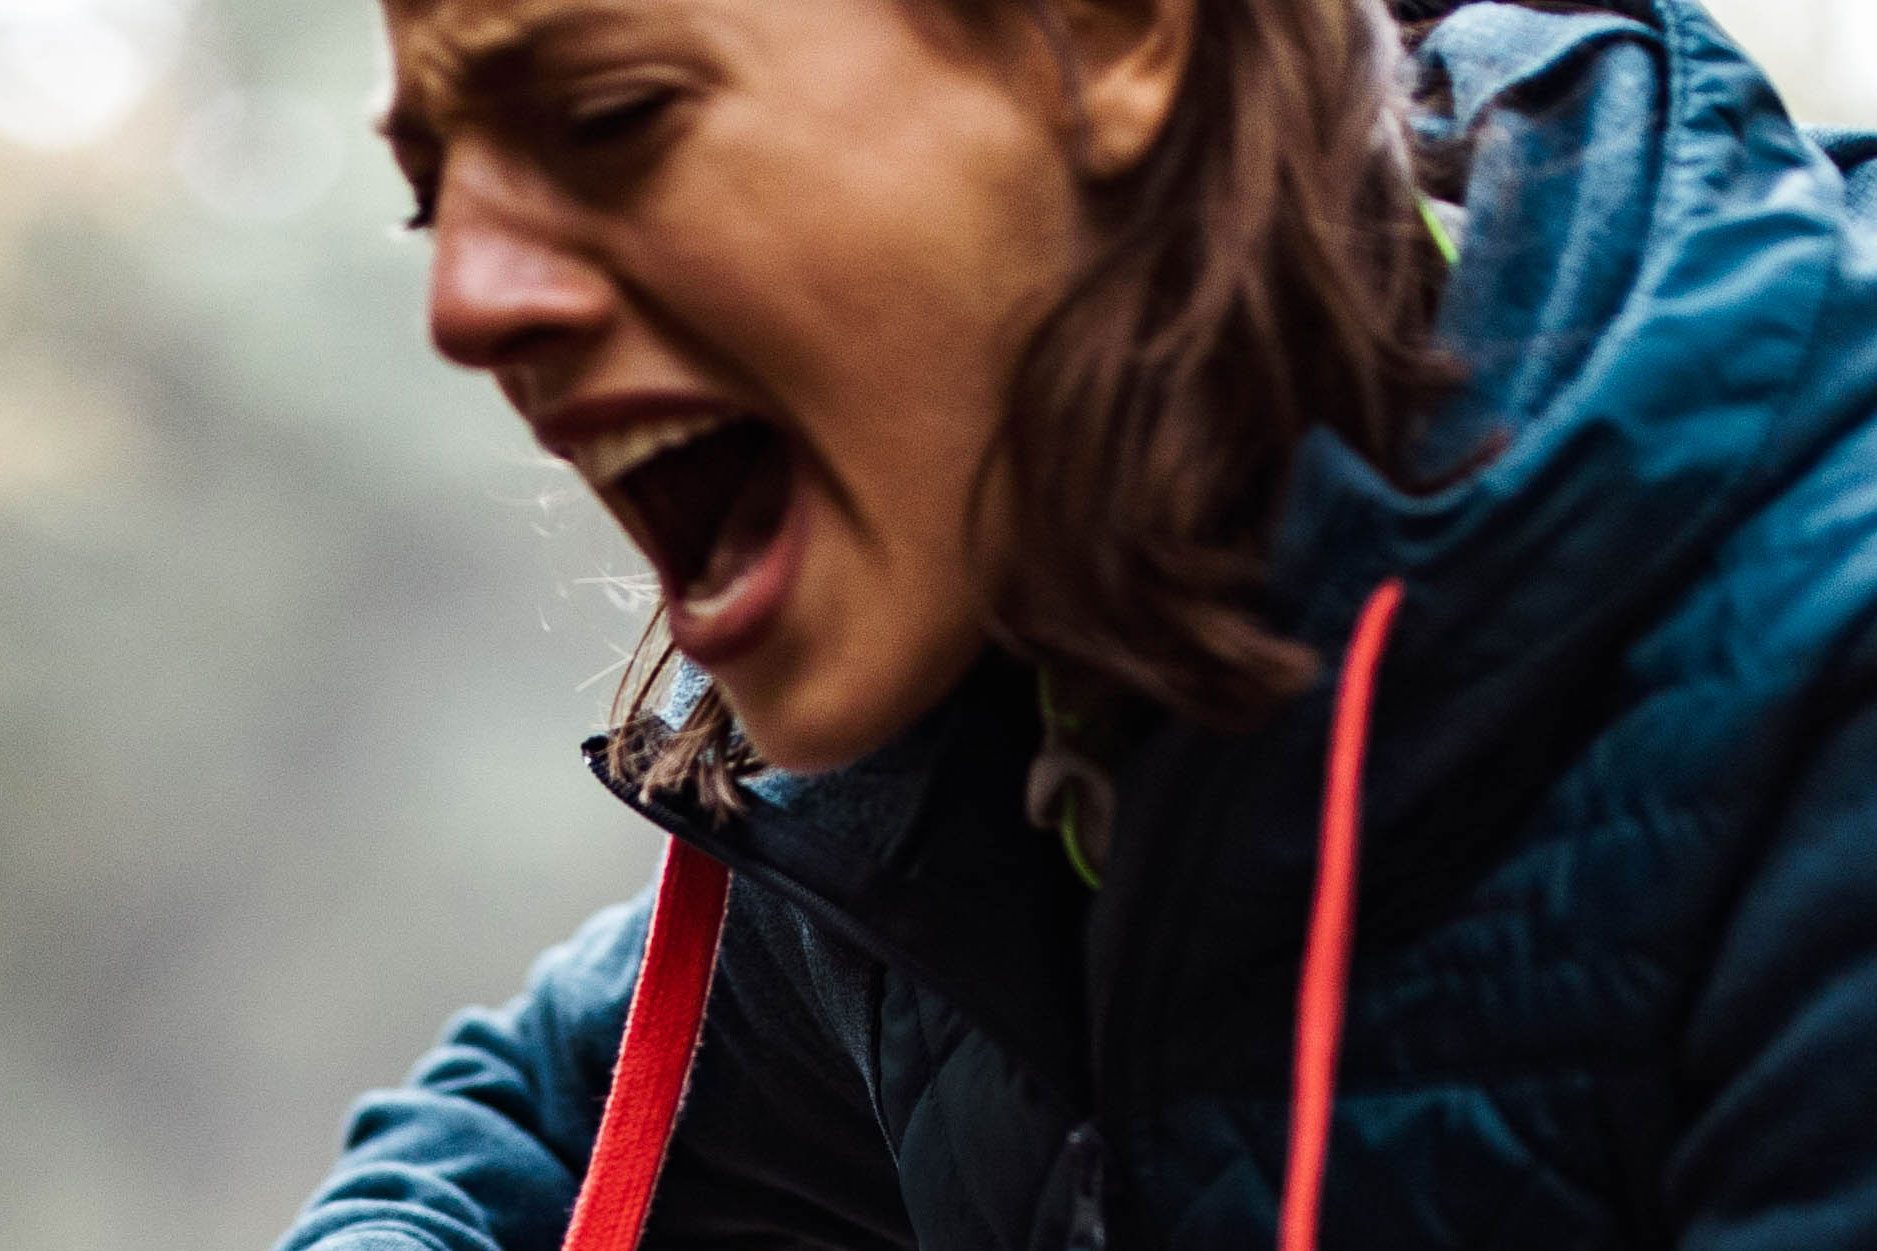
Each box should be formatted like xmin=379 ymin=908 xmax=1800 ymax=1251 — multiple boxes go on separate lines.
xmin=428 ymin=281 xmax=527 ymax=366
xmin=485 ymin=326 xmax=567 ymax=369
xmin=426 ymin=223 xmax=612 ymax=370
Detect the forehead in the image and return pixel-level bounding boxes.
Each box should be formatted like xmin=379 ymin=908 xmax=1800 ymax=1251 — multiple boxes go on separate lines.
xmin=381 ymin=0 xmax=652 ymax=67
xmin=375 ymin=0 xmax=1010 ymax=138
xmin=378 ymin=0 xmax=664 ymax=125
xmin=382 ymin=0 xmax=634 ymax=39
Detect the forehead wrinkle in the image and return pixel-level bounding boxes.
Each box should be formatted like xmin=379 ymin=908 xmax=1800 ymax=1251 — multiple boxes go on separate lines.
xmin=398 ymin=8 xmax=520 ymax=127
xmin=394 ymin=0 xmax=651 ymax=128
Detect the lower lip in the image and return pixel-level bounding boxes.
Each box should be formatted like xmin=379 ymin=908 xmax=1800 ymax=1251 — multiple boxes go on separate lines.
xmin=664 ymin=471 xmax=808 ymax=667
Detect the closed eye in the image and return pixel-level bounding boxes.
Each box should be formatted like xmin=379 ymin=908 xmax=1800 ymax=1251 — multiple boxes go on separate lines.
xmin=565 ymin=87 xmax=678 ymax=148
xmin=382 ymin=85 xmax=680 ymax=232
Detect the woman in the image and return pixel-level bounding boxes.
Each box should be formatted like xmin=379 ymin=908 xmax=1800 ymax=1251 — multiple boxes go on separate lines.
xmin=278 ymin=0 xmax=1877 ymax=1247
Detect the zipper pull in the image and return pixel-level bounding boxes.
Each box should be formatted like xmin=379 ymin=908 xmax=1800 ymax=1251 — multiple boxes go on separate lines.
xmin=1064 ymin=1122 xmax=1108 ymax=1251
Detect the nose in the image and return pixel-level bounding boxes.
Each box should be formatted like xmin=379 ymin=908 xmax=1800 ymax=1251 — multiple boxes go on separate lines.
xmin=425 ymin=154 xmax=614 ymax=373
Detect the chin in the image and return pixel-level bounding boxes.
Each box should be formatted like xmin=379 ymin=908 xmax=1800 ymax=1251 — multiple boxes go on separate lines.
xmin=708 ymin=592 xmax=991 ymax=774
xmin=724 ymin=648 xmax=981 ymax=777
xmin=730 ymin=689 xmax=908 ymax=775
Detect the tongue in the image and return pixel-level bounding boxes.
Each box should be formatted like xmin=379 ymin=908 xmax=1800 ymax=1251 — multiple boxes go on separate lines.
xmin=683 ymin=441 xmax=791 ymax=605
xmin=616 ymin=421 xmax=791 ymax=604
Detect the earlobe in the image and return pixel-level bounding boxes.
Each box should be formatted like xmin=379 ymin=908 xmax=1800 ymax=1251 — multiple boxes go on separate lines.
xmin=1051 ymin=0 xmax=1196 ymax=178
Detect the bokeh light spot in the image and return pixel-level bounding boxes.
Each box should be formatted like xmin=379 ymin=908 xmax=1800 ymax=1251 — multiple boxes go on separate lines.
xmin=0 ymin=12 xmax=150 ymax=150
xmin=174 ymin=89 xmax=345 ymax=223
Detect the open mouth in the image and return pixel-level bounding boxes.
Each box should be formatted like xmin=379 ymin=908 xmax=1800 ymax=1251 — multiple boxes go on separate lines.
xmin=603 ymin=417 xmax=795 ymax=612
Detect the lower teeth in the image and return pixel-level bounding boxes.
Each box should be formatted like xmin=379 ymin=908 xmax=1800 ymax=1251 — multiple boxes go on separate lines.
xmin=681 ymin=562 xmax=758 ymax=621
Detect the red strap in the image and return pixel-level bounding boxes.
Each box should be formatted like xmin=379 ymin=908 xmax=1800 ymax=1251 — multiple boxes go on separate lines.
xmin=1279 ymin=578 xmax=1404 ymax=1251
xmin=562 ymin=838 xmax=731 ymax=1251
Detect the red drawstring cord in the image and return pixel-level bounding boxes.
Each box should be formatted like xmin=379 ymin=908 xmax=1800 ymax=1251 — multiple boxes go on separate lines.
xmin=564 ymin=579 xmax=1402 ymax=1251
xmin=561 ymin=838 xmax=731 ymax=1251
xmin=1279 ymin=578 xmax=1405 ymax=1251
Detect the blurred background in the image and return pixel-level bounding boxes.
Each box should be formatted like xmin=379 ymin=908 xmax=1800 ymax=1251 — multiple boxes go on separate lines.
xmin=0 ymin=1 xmax=1870 ymax=1248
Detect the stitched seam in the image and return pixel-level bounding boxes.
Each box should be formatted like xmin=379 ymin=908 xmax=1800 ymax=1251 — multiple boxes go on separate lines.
xmin=307 ymin=1220 xmax=463 ymax=1251
xmin=865 ymin=959 xmax=899 ymax=1163
xmin=911 ymin=983 xmax=1009 ymax=1251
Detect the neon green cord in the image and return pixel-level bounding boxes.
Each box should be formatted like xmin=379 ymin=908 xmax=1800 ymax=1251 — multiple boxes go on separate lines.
xmin=1057 ymin=786 xmax=1104 ymax=891
xmin=1417 ymin=193 xmax=1461 ymax=268
xmin=1037 ymin=668 xmax=1104 ymax=891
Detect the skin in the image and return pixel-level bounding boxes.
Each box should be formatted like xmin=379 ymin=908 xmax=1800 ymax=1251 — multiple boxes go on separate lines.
xmin=377 ymin=0 xmax=1186 ymax=771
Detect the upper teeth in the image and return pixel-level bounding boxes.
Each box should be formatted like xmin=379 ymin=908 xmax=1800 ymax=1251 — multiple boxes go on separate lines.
xmin=562 ymin=412 xmax=738 ymax=485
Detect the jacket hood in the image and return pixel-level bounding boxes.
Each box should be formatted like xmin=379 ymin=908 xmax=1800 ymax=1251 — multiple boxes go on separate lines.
xmin=1262 ymin=0 xmax=1877 ymax=852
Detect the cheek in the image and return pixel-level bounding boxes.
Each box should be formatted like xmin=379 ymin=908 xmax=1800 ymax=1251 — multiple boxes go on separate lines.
xmin=633 ymin=57 xmax=1079 ymax=451
xmin=685 ymin=136 xmax=1069 ymax=608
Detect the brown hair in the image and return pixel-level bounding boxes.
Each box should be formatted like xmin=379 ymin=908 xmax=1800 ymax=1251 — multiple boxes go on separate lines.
xmin=612 ymin=0 xmax=1458 ymax=813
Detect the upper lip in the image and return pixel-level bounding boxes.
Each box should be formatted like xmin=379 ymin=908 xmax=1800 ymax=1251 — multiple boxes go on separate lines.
xmin=527 ymin=390 xmax=748 ymax=458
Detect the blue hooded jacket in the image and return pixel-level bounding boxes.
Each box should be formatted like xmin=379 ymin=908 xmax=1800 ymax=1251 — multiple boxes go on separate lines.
xmin=277 ymin=1 xmax=1877 ymax=1247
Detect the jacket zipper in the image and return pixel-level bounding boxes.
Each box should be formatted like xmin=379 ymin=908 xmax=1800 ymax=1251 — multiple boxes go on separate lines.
xmin=1058 ymin=1112 xmax=1096 ymax=1239
xmin=1064 ymin=1121 xmax=1108 ymax=1251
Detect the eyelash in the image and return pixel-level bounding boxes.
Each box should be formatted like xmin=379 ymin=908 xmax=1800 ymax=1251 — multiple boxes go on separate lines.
xmin=403 ymin=187 xmax=437 ymax=232
xmin=398 ymin=89 xmax=677 ymax=233
xmin=565 ymin=87 xmax=677 ymax=147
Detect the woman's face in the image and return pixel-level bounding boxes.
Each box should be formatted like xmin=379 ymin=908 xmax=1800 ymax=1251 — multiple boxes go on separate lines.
xmin=380 ymin=0 xmax=1084 ymax=770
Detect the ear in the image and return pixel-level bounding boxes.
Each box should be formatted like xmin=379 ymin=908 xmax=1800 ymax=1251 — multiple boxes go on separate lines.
xmin=1046 ymin=0 xmax=1196 ymax=178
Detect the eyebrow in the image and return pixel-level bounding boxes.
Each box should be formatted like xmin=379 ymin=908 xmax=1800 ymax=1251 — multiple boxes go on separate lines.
xmin=374 ymin=2 xmax=645 ymax=141
xmin=373 ymin=107 xmax=429 ymax=145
